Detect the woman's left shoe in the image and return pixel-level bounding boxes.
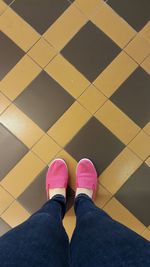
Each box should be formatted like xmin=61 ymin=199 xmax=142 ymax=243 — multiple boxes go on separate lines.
xmin=46 ymin=158 xmax=68 ymax=199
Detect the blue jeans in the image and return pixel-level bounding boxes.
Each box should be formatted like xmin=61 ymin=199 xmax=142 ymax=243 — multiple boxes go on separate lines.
xmin=0 ymin=194 xmax=150 ymax=267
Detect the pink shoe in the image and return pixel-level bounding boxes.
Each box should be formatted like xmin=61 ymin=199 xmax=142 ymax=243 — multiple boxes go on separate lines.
xmin=76 ymin=158 xmax=97 ymax=200
xmin=46 ymin=158 xmax=68 ymax=199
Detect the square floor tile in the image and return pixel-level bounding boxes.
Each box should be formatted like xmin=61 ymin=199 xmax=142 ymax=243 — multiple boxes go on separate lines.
xmin=0 ymin=124 xmax=28 ymax=181
xmin=18 ymin=166 xmax=75 ymax=213
xmin=0 ymin=31 xmax=24 ymax=80
xmin=0 ymin=218 xmax=11 ymax=237
xmin=14 ymin=71 xmax=75 ymax=131
xmin=65 ymin=117 xmax=125 ymax=174
xmin=61 ymin=21 xmax=121 ymax=82
xmin=110 ymin=67 xmax=150 ymax=128
xmin=115 ymin=163 xmax=150 ymax=226
xmin=10 ymin=0 xmax=70 ymax=34
xmin=108 ymin=0 xmax=150 ymax=31
xmin=17 ymin=167 xmax=48 ymax=214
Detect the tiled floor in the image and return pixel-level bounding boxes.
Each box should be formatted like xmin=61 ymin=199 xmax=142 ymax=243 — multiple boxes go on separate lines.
xmin=0 ymin=0 xmax=150 ymax=241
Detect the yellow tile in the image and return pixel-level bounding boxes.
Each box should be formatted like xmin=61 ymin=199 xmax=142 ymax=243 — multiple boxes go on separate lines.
xmin=56 ymin=149 xmax=77 ymax=190
xmin=75 ymin=0 xmax=102 ymax=17
xmin=99 ymin=147 xmax=142 ymax=194
xmin=1 ymin=201 xmax=30 ymax=228
xmin=139 ymin=21 xmax=150 ymax=42
xmin=0 ymin=1 xmax=7 ymax=15
xmin=95 ymin=183 xmax=112 ymax=208
xmin=45 ymin=54 xmax=90 ymax=98
xmin=78 ymin=84 xmax=107 ymax=114
xmin=63 ymin=207 xmax=76 ymax=240
xmin=93 ymin=51 xmax=138 ymax=97
xmin=141 ymin=55 xmax=150 ymax=75
xmin=143 ymin=122 xmax=150 ymax=136
xmin=28 ymin=38 xmax=57 ymax=68
xmin=0 ymin=151 xmax=45 ymax=198
xmin=95 ymin=100 xmax=140 ymax=145
xmin=103 ymin=197 xmax=146 ymax=235
xmin=47 ymin=101 xmax=91 ymax=147
xmin=141 ymin=228 xmax=150 ymax=241
xmin=124 ymin=35 xmax=150 ymax=64
xmin=0 ymin=92 xmax=10 ymax=114
xmin=0 ymin=186 xmax=14 ymax=215
xmin=0 ymin=55 xmax=41 ymax=101
xmin=0 ymin=104 xmax=44 ymax=148
xmin=0 ymin=7 xmax=40 ymax=51
xmin=32 ymin=134 xmax=61 ymax=164
xmin=145 ymin=157 xmax=150 ymax=167
xmin=128 ymin=131 xmax=150 ymax=161
xmin=90 ymin=3 xmax=136 ymax=48
xmin=44 ymin=3 xmax=86 ymax=50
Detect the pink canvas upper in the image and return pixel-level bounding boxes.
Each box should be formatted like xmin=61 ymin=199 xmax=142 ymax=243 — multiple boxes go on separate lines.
xmin=46 ymin=159 xmax=68 ymax=198
xmin=76 ymin=158 xmax=97 ymax=199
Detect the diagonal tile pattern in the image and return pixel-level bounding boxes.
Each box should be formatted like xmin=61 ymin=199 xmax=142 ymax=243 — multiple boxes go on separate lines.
xmin=61 ymin=21 xmax=121 ymax=82
xmin=0 ymin=0 xmax=150 ymax=240
xmin=14 ymin=71 xmax=75 ymax=131
xmin=0 ymin=31 xmax=24 ymax=80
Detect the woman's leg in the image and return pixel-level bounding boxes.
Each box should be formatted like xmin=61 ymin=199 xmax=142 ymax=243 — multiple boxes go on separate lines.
xmin=70 ymin=194 xmax=150 ymax=267
xmin=0 ymin=195 xmax=70 ymax=267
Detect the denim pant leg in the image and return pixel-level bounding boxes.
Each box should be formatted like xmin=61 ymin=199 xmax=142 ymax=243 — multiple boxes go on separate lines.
xmin=70 ymin=194 xmax=150 ymax=267
xmin=0 ymin=195 xmax=70 ymax=267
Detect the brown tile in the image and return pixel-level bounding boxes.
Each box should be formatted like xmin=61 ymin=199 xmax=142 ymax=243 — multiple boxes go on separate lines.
xmin=45 ymin=54 xmax=90 ymax=98
xmin=1 ymin=201 xmax=30 ymax=228
xmin=0 ymin=186 xmax=14 ymax=215
xmin=90 ymin=2 xmax=136 ymax=48
xmin=61 ymin=21 xmax=121 ymax=82
xmin=0 ymin=55 xmax=41 ymax=101
xmin=0 ymin=7 xmax=40 ymax=52
xmin=0 ymin=218 xmax=11 ymax=237
xmin=0 ymin=92 xmax=10 ymax=114
xmin=11 ymin=0 xmax=70 ymax=34
xmin=1 ymin=151 xmax=45 ymax=198
xmin=14 ymin=71 xmax=75 ymax=131
xmin=0 ymin=104 xmax=44 ymax=148
xmin=0 ymin=31 xmax=24 ymax=80
xmin=115 ymin=163 xmax=150 ymax=226
xmin=93 ymin=51 xmax=138 ymax=98
xmin=110 ymin=67 xmax=150 ymax=128
xmin=17 ymin=167 xmax=48 ymax=214
xmin=28 ymin=38 xmax=57 ymax=68
xmin=141 ymin=55 xmax=150 ymax=75
xmin=124 ymin=35 xmax=150 ymax=64
xmin=103 ymin=197 xmax=146 ymax=235
xmin=65 ymin=117 xmax=125 ymax=175
xmin=78 ymin=84 xmax=107 ymax=114
xmin=32 ymin=134 xmax=61 ymax=164
xmin=95 ymin=100 xmax=140 ymax=145
xmin=128 ymin=131 xmax=150 ymax=161
xmin=108 ymin=0 xmax=150 ymax=31
xmin=43 ymin=3 xmax=87 ymax=50
xmin=47 ymin=101 xmax=91 ymax=147
xmin=99 ymin=147 xmax=142 ymax=194
xmin=0 ymin=123 xmax=28 ymax=181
